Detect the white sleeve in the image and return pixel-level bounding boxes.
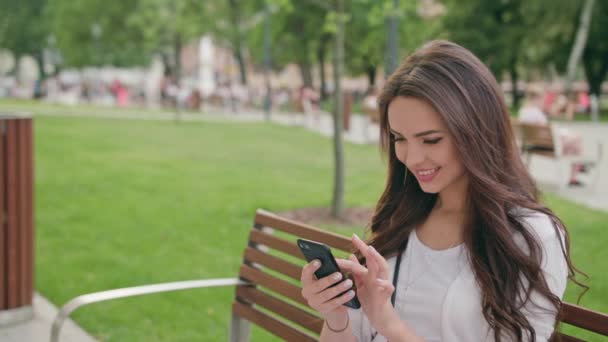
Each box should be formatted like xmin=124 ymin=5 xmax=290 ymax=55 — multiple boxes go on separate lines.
xmin=347 ymin=307 xmax=373 ymax=342
xmin=521 ymin=221 xmax=568 ymax=341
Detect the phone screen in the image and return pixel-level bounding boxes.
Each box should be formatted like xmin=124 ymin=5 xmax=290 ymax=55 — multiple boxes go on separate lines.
xmin=297 ymin=238 xmax=361 ymax=309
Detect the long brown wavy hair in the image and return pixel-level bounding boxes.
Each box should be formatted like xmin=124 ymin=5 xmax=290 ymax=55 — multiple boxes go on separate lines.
xmin=364 ymin=40 xmax=587 ymax=341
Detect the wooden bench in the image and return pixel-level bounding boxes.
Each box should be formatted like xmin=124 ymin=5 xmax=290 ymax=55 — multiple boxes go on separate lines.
xmin=50 ymin=209 xmax=608 ymax=341
xmin=0 ymin=115 xmax=35 ymax=325
xmin=512 ymin=121 xmax=603 ymax=187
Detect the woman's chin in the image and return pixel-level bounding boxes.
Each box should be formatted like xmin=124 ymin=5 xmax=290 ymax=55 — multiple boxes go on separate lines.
xmin=420 ymin=186 xmax=440 ymax=194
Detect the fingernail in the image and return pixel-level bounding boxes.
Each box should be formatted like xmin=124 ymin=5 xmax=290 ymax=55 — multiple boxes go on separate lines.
xmin=333 ymin=273 xmax=342 ymax=281
xmin=368 ymin=245 xmax=374 ymax=252
xmin=347 ymin=290 xmax=355 ymax=297
xmin=343 ymin=279 xmax=353 ymax=288
xmin=353 ymin=233 xmax=359 ymax=240
xmin=312 ymin=260 xmax=320 ymax=267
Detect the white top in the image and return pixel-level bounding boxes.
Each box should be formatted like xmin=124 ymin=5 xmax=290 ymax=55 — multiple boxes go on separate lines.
xmin=518 ymin=106 xmax=548 ymax=125
xmin=348 ymin=209 xmax=568 ymax=342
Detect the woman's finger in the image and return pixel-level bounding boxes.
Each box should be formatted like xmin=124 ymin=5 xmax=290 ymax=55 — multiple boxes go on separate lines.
xmin=315 ymin=279 xmax=354 ymax=304
xmin=375 ymin=278 xmax=395 ymax=294
xmin=318 ymin=289 xmax=356 ymax=314
xmin=300 ymin=260 xmax=321 ymax=288
xmin=351 ymin=234 xmax=372 ymax=259
xmin=365 ymin=246 xmax=379 ymax=281
xmin=336 ymin=258 xmax=367 ymax=277
xmin=368 ymin=245 xmax=389 ymax=280
xmin=347 ymin=254 xmax=365 ymax=285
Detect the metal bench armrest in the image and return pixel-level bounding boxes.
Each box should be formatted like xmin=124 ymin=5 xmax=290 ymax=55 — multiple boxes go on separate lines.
xmin=50 ymin=278 xmax=249 ymax=342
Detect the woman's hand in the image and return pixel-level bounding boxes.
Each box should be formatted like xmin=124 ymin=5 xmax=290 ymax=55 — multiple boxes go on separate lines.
xmin=337 ymin=234 xmax=401 ymax=337
xmin=300 ymin=258 xmax=356 ymax=325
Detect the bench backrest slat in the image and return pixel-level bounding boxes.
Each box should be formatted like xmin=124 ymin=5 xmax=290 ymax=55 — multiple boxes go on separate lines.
xmin=233 ymin=301 xmax=317 ymax=342
xmin=236 ymin=286 xmax=323 ymax=333
xmin=555 ymin=333 xmax=585 ymax=342
xmin=561 ymin=302 xmax=608 ymax=336
xmin=243 ymin=247 xmax=301 ymax=281
xmin=255 ymin=209 xmax=353 ymax=251
xmin=248 ymin=229 xmax=304 ymax=261
xmin=239 ymin=265 xmax=306 ymax=306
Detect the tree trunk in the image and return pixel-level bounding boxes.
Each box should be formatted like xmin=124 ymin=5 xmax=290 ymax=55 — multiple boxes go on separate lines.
xmin=384 ymin=0 xmax=400 ymax=78
xmin=35 ymin=50 xmax=46 ymax=81
xmin=234 ymin=47 xmax=248 ymax=85
xmin=509 ymin=60 xmax=521 ymax=108
xmin=583 ymin=49 xmax=608 ymax=121
xmin=565 ymin=0 xmax=596 ymax=94
xmin=174 ymin=33 xmax=183 ymax=123
xmin=318 ymin=34 xmax=330 ymax=100
xmin=174 ymin=33 xmax=182 ymax=83
xmin=331 ymin=0 xmax=345 ymax=218
xmin=366 ymin=63 xmax=376 ymax=88
xmin=263 ymin=3 xmax=272 ymax=121
xmin=229 ymin=0 xmax=247 ymax=85
xmin=298 ymin=61 xmax=314 ymax=88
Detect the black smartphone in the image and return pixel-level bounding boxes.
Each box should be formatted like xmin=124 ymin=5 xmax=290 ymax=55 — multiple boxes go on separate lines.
xmin=297 ymin=238 xmax=361 ymax=309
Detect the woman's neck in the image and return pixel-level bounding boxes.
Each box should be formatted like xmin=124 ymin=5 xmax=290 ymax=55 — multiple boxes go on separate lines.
xmin=435 ymin=179 xmax=468 ymax=214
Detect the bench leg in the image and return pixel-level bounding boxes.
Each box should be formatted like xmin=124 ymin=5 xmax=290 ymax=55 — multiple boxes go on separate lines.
xmin=229 ymin=313 xmax=251 ymax=342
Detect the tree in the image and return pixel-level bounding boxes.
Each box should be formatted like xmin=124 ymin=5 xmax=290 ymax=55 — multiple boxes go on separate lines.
xmin=344 ymin=0 xmax=440 ymax=88
xmin=518 ymin=0 xmax=606 ymax=119
xmin=343 ymin=0 xmax=384 ymax=88
xmin=442 ymin=0 xmax=528 ymax=107
xmin=247 ymin=0 xmax=327 ymax=87
xmin=48 ymin=0 xmax=147 ymax=67
xmin=385 ymin=0 xmax=400 ymax=77
xmin=128 ymin=0 xmax=208 ymax=80
xmin=0 ymin=0 xmax=50 ymax=78
xmin=330 ymin=0 xmax=346 ymax=218
xmin=582 ymin=0 xmax=608 ymax=120
xmin=565 ymin=0 xmax=596 ymax=94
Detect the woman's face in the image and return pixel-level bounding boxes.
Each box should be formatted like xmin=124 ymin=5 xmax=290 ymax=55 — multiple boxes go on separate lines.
xmin=387 ymin=96 xmax=467 ymax=195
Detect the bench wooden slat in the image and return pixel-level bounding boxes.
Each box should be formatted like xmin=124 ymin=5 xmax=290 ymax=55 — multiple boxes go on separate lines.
xmin=255 ymin=209 xmax=353 ymax=252
xmin=236 ymin=286 xmax=323 ymax=333
xmin=233 ymin=302 xmax=317 ymax=342
xmin=555 ymin=333 xmax=585 ymax=342
xmin=0 ymin=120 xmax=5 ymax=309
xmin=561 ymin=302 xmax=608 ymax=336
xmin=24 ymin=119 xmax=34 ymax=306
xmin=249 ymin=229 xmax=304 ymax=261
xmin=18 ymin=119 xmax=31 ymax=306
xmin=239 ymin=264 xmax=306 ymax=306
xmin=244 ymin=247 xmax=302 ymax=281
xmin=6 ymin=120 xmax=19 ymax=308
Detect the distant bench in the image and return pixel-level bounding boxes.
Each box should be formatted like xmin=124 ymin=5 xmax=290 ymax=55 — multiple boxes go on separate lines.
xmin=512 ymin=121 xmax=603 ymax=187
xmin=51 ymin=209 xmax=608 ymax=341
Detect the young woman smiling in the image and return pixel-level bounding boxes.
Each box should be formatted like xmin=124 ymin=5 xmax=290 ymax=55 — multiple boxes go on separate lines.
xmin=300 ymin=40 xmax=586 ymax=342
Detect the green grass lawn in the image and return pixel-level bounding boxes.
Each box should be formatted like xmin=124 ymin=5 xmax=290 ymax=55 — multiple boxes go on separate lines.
xmin=10 ymin=103 xmax=606 ymax=341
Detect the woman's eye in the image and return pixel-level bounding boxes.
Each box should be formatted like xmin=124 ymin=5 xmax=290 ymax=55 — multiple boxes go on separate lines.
xmin=393 ymin=136 xmax=405 ymax=142
xmin=424 ymin=138 xmax=442 ymax=145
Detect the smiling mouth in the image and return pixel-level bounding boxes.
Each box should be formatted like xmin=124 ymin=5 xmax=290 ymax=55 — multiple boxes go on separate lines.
xmin=416 ymin=167 xmax=441 ymax=176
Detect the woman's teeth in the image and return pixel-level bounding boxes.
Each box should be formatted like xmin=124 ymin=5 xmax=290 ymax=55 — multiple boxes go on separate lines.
xmin=417 ymin=167 xmax=440 ymax=176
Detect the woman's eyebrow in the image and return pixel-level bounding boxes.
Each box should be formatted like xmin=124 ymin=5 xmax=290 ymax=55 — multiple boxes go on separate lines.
xmin=389 ymin=128 xmax=441 ymax=137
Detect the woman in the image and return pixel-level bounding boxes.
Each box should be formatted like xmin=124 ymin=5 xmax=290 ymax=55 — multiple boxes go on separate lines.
xmin=300 ymin=40 xmax=586 ymax=341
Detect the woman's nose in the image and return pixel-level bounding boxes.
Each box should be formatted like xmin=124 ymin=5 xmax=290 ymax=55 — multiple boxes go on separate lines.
xmin=405 ymin=144 xmax=426 ymax=166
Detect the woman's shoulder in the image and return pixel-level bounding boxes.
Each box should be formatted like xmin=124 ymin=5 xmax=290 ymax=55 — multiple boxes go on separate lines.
xmin=509 ymin=207 xmax=564 ymax=252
